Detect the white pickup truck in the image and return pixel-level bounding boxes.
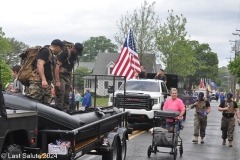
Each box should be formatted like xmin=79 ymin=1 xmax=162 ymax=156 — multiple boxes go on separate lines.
xmin=108 ymin=78 xmax=171 ymax=123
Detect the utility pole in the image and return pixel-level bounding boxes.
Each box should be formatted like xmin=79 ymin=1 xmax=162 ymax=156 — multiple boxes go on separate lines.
xmin=231 ymin=33 xmax=240 ymax=101
xmin=229 ymin=39 xmax=236 ymax=99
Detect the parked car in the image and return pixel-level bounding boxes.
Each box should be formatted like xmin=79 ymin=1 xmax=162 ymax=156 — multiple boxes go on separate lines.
xmin=210 ymin=92 xmax=216 ymax=101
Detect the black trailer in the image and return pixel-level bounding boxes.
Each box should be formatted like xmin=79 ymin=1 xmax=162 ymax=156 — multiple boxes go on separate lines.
xmin=0 ymin=82 xmax=39 ymax=160
xmin=39 ymin=111 xmax=132 ymax=160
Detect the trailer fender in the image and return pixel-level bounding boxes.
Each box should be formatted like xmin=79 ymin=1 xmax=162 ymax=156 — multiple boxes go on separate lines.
xmin=114 ymin=127 xmax=129 ymax=141
xmin=101 ymin=132 xmax=121 ymax=151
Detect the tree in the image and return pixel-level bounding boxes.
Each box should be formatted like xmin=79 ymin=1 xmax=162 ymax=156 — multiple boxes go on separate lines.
xmin=80 ymin=36 xmax=118 ymax=62
xmin=5 ymin=38 xmax=29 ymax=67
xmin=228 ymin=57 xmax=240 ymax=83
xmin=218 ymin=66 xmax=230 ymax=92
xmin=156 ymin=10 xmax=187 ymax=73
xmin=114 ymin=0 xmax=160 ymax=62
xmin=164 ymin=40 xmax=196 ymax=76
xmin=0 ymin=27 xmax=12 ymax=60
xmin=0 ymin=61 xmax=12 ymax=88
xmin=73 ymin=67 xmax=91 ymax=90
xmin=188 ymin=42 xmax=219 ymax=88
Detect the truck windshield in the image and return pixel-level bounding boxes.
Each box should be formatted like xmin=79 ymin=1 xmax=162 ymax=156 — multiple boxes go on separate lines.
xmin=119 ymin=81 xmax=160 ymax=92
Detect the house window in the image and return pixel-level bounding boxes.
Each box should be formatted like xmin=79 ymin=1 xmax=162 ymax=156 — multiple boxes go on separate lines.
xmin=85 ymin=79 xmax=92 ymax=88
xmin=110 ymin=67 xmax=113 ymax=74
xmin=104 ymin=81 xmax=109 ymax=89
xmin=118 ymin=82 xmax=123 ymax=89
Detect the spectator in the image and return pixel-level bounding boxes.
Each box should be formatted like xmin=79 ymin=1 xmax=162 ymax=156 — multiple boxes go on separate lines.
xmin=50 ymin=83 xmax=56 ymax=105
xmin=185 ymin=91 xmax=190 ymax=96
xmin=82 ymin=88 xmax=92 ymax=108
xmin=75 ymin=90 xmax=81 ymax=110
xmin=69 ymin=91 xmax=75 ymax=110
xmin=220 ymin=92 xmax=225 ymax=103
xmin=215 ymin=92 xmax=219 ymax=102
xmin=10 ymin=65 xmax=23 ymax=93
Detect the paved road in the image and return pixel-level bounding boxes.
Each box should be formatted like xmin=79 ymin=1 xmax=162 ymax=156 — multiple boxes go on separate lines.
xmin=79 ymin=101 xmax=240 ymax=160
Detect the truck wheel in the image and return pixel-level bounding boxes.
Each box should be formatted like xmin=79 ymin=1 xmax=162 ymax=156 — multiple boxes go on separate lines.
xmin=121 ymin=136 xmax=127 ymax=160
xmin=102 ymin=140 xmax=120 ymax=160
xmin=2 ymin=144 xmax=24 ymax=160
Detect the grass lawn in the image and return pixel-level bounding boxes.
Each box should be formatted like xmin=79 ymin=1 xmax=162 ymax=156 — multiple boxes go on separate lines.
xmin=92 ymin=97 xmax=109 ymax=107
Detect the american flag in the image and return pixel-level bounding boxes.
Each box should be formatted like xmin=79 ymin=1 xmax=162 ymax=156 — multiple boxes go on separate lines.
xmin=111 ymin=29 xmax=141 ymax=79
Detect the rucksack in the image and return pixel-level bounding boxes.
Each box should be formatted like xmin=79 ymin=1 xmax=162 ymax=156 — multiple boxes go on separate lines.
xmin=18 ymin=46 xmax=52 ymax=86
xmin=55 ymin=40 xmax=74 ymax=65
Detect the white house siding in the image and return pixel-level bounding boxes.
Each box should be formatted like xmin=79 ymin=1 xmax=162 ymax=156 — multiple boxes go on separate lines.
xmin=84 ymin=78 xmax=124 ymax=96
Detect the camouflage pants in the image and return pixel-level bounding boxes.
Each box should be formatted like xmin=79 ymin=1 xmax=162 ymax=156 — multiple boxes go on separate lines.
xmin=55 ymin=74 xmax=70 ymax=110
xmin=194 ymin=114 xmax=207 ymax=137
xmin=25 ymin=81 xmax=51 ymax=104
xmin=221 ymin=117 xmax=235 ymax=141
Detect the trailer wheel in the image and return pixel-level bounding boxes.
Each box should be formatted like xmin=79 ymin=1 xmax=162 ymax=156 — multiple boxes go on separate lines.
xmin=2 ymin=144 xmax=24 ymax=160
xmin=102 ymin=140 xmax=120 ymax=160
xmin=121 ymin=136 xmax=127 ymax=160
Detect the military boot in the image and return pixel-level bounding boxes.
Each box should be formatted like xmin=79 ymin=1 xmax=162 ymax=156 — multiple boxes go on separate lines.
xmin=222 ymin=139 xmax=226 ymax=145
xmin=192 ymin=136 xmax=198 ymax=143
xmin=201 ymin=137 xmax=204 ymax=144
xmin=229 ymin=141 xmax=233 ymax=147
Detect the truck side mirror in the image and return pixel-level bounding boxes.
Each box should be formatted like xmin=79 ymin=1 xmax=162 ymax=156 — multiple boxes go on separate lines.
xmin=162 ymin=92 xmax=170 ymax=99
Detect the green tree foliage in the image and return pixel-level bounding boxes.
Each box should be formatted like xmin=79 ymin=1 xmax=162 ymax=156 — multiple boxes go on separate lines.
xmin=164 ymin=40 xmax=196 ymax=76
xmin=228 ymin=57 xmax=240 ymax=83
xmin=189 ymin=42 xmax=219 ymax=84
xmin=114 ymin=0 xmax=160 ymax=62
xmin=218 ymin=66 xmax=230 ymax=92
xmin=0 ymin=27 xmax=12 ymax=60
xmin=156 ymin=10 xmax=187 ymax=73
xmin=0 ymin=61 xmax=12 ymax=88
xmin=80 ymin=36 xmax=118 ymax=62
xmin=5 ymin=37 xmax=29 ymax=67
xmin=73 ymin=67 xmax=91 ymax=90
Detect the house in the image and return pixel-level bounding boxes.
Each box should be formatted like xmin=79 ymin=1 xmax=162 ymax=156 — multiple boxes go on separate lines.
xmin=84 ymin=53 xmax=161 ymax=96
xmin=74 ymin=62 xmax=95 ymax=72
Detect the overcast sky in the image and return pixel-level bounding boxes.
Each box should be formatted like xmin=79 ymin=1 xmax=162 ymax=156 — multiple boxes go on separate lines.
xmin=1 ymin=0 xmax=239 ymax=68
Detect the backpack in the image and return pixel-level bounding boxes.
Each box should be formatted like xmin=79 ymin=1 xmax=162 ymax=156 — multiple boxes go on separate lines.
xmin=18 ymin=46 xmax=52 ymax=86
xmin=54 ymin=40 xmax=74 ymax=65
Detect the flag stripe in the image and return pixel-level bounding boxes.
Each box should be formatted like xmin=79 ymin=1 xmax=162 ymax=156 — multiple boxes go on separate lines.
xmin=111 ymin=29 xmax=140 ymax=79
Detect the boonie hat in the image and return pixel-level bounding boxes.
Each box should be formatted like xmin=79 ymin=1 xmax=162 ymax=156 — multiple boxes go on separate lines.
xmin=74 ymin=43 xmax=83 ymax=56
xmin=198 ymin=92 xmax=204 ymax=98
xmin=51 ymin=39 xmax=64 ymax=49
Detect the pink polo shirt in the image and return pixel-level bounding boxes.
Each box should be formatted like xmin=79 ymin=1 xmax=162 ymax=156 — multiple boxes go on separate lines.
xmin=163 ymin=98 xmax=185 ymax=122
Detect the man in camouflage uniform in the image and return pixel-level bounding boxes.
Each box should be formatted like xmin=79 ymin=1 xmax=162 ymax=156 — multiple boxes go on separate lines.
xmin=218 ymin=93 xmax=240 ymax=147
xmin=55 ymin=43 xmax=83 ymax=111
xmin=191 ymin=92 xmax=211 ymax=144
xmin=25 ymin=40 xmax=63 ymax=104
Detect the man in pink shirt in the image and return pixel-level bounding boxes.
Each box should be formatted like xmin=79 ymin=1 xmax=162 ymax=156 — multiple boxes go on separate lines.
xmin=163 ymin=88 xmax=186 ymax=131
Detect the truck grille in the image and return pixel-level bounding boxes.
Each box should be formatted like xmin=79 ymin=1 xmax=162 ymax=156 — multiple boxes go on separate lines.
xmin=115 ymin=94 xmax=152 ymax=110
